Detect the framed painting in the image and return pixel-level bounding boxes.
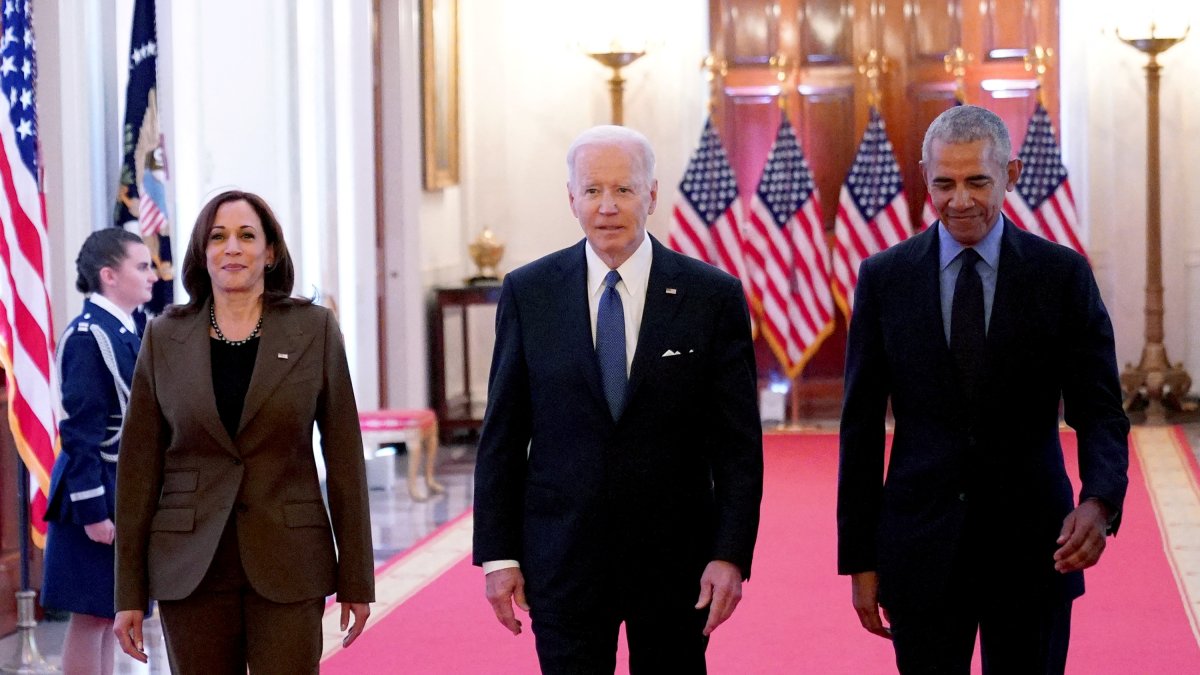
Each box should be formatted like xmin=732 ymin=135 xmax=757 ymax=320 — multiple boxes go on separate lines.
xmin=421 ymin=0 xmax=459 ymax=189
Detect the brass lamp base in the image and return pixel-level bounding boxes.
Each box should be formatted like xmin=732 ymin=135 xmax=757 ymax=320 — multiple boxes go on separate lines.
xmin=1121 ymin=343 xmax=1196 ymax=424
xmin=587 ymin=51 xmax=645 ymax=126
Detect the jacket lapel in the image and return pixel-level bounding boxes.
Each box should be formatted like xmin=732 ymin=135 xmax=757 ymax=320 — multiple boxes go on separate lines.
xmin=237 ymin=305 xmax=315 ymax=437
xmin=557 ymin=242 xmax=609 ymax=413
xmin=910 ymin=226 xmax=963 ymax=405
xmin=163 ymin=305 xmax=239 ymax=456
xmin=626 ymin=238 xmax=685 ymax=406
xmin=982 ymin=218 xmax=1026 ymax=391
xmin=912 ymin=226 xmax=950 ymax=354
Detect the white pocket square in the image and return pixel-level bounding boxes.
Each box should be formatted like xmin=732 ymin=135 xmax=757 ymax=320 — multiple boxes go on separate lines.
xmin=662 ymin=349 xmax=681 ymax=357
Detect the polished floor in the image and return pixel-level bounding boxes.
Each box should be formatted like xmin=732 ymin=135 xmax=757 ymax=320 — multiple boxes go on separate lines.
xmin=0 ymin=442 xmax=478 ymax=673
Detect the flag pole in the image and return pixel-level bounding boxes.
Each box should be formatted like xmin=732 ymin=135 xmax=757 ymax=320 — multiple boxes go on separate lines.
xmin=1 ymin=461 xmax=56 ymax=674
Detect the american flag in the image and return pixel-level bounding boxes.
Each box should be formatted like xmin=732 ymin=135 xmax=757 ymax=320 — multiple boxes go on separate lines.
xmin=833 ymin=108 xmax=912 ymax=318
xmin=1002 ymin=103 xmax=1086 ymax=255
xmin=919 ymin=99 xmax=964 ymax=232
xmin=919 ymin=194 xmax=938 ymax=232
xmin=669 ymin=117 xmax=748 ymax=301
xmin=745 ymin=116 xmax=835 ymax=378
xmin=0 ymin=1 xmax=57 ymax=547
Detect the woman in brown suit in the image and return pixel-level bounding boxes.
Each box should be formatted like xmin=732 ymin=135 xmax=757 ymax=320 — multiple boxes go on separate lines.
xmin=113 ymin=190 xmax=374 ymax=674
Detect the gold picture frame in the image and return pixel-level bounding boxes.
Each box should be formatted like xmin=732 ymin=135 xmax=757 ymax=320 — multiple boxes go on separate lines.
xmin=421 ymin=0 xmax=459 ymax=190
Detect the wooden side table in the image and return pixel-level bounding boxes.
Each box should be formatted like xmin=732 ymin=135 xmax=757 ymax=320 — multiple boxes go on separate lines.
xmin=429 ymin=285 xmax=502 ymax=443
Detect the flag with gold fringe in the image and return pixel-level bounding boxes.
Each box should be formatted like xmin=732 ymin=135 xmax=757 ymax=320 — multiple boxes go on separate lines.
xmin=0 ymin=0 xmax=58 ymax=547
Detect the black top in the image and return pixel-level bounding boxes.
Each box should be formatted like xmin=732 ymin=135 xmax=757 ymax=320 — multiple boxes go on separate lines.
xmin=211 ymin=337 xmax=260 ymax=439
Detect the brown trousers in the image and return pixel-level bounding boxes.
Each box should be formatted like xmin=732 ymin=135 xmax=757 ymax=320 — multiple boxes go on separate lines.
xmin=156 ymin=517 xmax=325 ymax=675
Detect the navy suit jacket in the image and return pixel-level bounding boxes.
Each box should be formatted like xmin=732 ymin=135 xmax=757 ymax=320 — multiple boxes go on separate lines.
xmin=46 ymin=299 xmax=141 ymax=526
xmin=837 ymin=220 xmax=1129 ymax=610
xmin=473 ymin=236 xmax=763 ymax=615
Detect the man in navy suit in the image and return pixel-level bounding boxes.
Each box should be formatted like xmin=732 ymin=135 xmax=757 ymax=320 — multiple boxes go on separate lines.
xmin=473 ymin=125 xmax=763 ymax=674
xmin=837 ymin=105 xmax=1129 ymax=674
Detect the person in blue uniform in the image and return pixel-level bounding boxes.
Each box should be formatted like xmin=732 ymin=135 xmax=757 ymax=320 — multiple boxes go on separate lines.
xmin=43 ymin=228 xmax=156 ymax=675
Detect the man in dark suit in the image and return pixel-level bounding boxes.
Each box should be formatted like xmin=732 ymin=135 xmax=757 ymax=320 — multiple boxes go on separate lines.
xmin=837 ymin=105 xmax=1129 ymax=674
xmin=473 ymin=125 xmax=763 ymax=674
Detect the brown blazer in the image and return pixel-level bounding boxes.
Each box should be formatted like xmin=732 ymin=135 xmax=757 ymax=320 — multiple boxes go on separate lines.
xmin=114 ymin=301 xmax=374 ymax=611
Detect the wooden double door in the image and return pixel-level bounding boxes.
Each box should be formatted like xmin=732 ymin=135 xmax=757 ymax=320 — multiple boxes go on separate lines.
xmin=709 ymin=0 xmax=1061 ymax=418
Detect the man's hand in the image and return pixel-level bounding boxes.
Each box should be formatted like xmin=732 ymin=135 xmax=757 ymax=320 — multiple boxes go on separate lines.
xmin=851 ymin=571 xmax=891 ymax=639
xmin=339 ymin=602 xmax=371 ymax=648
xmin=695 ymin=560 xmax=743 ymax=636
xmin=84 ymin=519 xmax=115 ymax=545
xmin=485 ymin=567 xmax=529 ymax=636
xmin=1054 ymin=498 xmax=1111 ymax=573
xmin=113 ymin=610 xmax=147 ymax=663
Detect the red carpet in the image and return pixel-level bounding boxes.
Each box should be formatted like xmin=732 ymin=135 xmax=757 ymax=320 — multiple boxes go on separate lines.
xmin=323 ymin=432 xmax=1200 ymax=673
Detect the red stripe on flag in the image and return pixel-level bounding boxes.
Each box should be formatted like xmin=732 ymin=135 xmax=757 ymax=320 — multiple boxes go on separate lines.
xmin=0 ymin=5 xmax=59 ymax=546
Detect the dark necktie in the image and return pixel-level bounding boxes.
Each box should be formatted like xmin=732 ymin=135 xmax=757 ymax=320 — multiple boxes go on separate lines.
xmin=596 ymin=270 xmax=627 ymax=420
xmin=950 ymin=248 xmax=986 ymax=400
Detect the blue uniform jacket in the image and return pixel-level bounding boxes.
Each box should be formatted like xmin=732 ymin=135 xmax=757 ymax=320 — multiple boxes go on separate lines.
xmin=45 ymin=299 xmax=141 ymax=526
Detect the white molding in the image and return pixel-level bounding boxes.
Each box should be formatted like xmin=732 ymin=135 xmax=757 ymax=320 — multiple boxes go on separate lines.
xmin=41 ymin=0 xmax=115 ymax=330
xmin=331 ymin=0 xmax=380 ymax=408
xmin=379 ymin=0 xmax=429 ymax=408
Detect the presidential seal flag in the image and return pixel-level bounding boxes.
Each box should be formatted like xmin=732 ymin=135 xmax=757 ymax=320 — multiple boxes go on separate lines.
xmin=0 ymin=0 xmax=58 ymax=547
xmin=115 ymin=0 xmax=173 ymax=314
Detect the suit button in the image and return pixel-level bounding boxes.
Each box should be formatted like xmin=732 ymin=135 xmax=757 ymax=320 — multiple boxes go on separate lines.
xmin=236 ymin=503 xmax=248 ymax=513
xmin=958 ymin=492 xmax=968 ymax=502
xmin=232 ymin=459 xmax=242 ymax=465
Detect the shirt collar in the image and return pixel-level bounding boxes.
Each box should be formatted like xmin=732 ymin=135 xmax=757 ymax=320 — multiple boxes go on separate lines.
xmin=88 ymin=293 xmax=138 ymax=334
xmin=586 ymin=234 xmax=653 ymax=298
xmin=938 ymin=213 xmax=1004 ymax=271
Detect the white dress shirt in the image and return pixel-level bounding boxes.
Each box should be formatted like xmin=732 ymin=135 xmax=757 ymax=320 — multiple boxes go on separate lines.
xmin=585 ymin=234 xmax=652 ymax=374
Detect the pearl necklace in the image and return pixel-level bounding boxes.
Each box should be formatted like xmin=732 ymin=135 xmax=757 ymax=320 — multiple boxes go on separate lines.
xmin=210 ymin=304 xmax=263 ymax=346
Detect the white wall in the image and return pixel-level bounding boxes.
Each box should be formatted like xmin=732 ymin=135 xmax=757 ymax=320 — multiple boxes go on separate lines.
xmin=454 ymin=0 xmax=709 ymax=272
xmin=1061 ymin=0 xmax=1200 ymax=384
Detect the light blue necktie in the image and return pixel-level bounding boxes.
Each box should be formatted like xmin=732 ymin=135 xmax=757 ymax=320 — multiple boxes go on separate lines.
xmin=596 ymin=270 xmax=627 ymax=420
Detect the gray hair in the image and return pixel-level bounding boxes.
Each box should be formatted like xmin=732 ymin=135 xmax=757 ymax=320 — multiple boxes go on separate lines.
xmin=921 ymin=105 xmax=1012 ymax=170
xmin=566 ymin=125 xmax=656 ymax=188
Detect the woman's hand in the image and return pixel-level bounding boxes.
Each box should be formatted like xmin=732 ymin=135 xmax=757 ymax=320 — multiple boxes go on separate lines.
xmin=113 ymin=610 xmax=147 ymax=663
xmin=83 ymin=519 xmax=115 ymax=545
xmin=340 ymin=602 xmax=371 ymax=648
